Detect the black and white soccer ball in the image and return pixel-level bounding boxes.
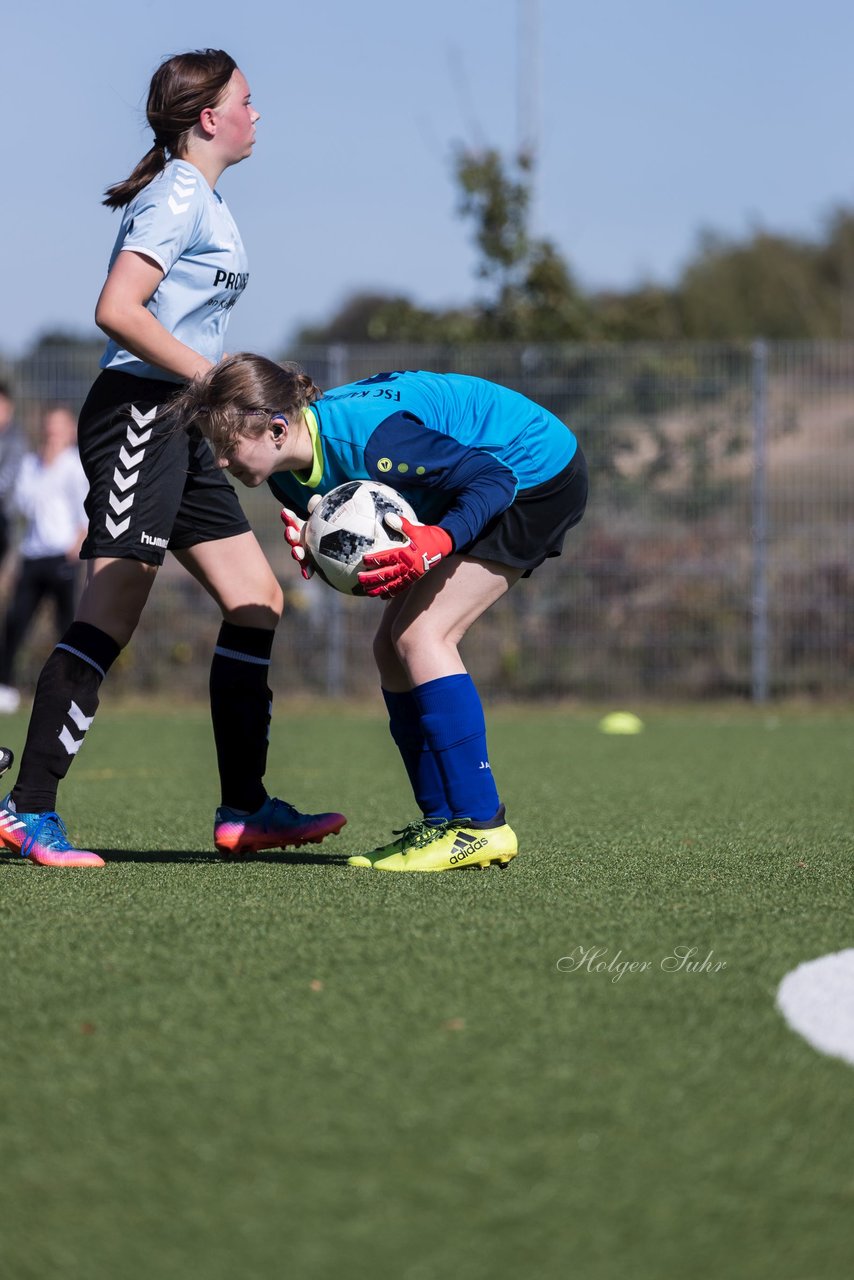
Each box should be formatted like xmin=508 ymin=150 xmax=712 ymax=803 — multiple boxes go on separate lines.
xmin=304 ymin=481 xmax=417 ymax=595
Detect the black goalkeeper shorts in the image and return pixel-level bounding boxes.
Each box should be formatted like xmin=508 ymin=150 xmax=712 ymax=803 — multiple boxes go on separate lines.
xmin=466 ymin=445 xmax=588 ymax=576
xmin=78 ymin=370 xmax=250 ymax=566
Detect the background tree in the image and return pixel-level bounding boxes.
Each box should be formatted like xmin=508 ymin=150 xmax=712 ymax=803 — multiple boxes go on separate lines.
xmin=294 ymin=151 xmax=854 ymax=346
xmin=453 ymin=147 xmax=593 ymax=340
xmin=295 ymin=147 xmax=593 ymax=345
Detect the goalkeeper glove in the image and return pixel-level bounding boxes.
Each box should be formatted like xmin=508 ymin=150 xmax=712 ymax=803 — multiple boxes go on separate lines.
xmin=358 ymin=514 xmax=453 ymax=598
xmin=280 ymin=499 xmax=321 ymax=581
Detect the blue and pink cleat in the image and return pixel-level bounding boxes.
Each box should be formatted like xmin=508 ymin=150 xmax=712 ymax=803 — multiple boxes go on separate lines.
xmin=0 ymin=747 xmax=104 ymax=867
xmin=214 ymin=795 xmax=347 ymax=857
xmin=0 ymin=794 xmax=105 ymax=867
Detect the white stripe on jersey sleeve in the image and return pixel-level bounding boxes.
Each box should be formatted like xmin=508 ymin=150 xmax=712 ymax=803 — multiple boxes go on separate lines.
xmin=118 ymin=245 xmax=169 ymax=273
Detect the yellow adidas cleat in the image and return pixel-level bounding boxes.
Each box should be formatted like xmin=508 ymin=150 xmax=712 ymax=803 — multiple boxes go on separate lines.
xmin=366 ymin=816 xmax=518 ymax=873
xmin=346 ymin=819 xmax=444 ymax=868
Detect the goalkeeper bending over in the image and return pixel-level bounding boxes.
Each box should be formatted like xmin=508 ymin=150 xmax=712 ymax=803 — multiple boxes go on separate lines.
xmin=170 ymin=355 xmax=588 ymax=873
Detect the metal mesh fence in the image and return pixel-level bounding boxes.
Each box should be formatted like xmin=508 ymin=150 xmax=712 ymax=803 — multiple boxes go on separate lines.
xmin=2 ymin=340 xmax=852 ymax=701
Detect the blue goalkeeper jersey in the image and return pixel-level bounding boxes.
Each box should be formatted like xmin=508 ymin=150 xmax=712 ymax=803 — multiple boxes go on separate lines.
xmin=100 ymin=159 xmax=249 ymax=383
xmin=267 ymin=370 xmax=577 ymax=551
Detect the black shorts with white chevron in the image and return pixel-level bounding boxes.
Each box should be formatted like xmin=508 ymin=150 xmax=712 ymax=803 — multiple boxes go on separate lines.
xmin=78 ymin=370 xmax=250 ymax=565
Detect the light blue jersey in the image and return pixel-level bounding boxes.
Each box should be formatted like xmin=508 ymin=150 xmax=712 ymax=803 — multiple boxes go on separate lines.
xmin=316 ymin=371 xmax=576 ymax=490
xmin=100 ymin=159 xmax=249 ymax=382
xmin=270 ymin=370 xmax=578 ymax=549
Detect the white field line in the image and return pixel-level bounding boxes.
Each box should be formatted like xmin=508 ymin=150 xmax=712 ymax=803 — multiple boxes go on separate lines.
xmin=777 ymin=949 xmax=854 ymax=1067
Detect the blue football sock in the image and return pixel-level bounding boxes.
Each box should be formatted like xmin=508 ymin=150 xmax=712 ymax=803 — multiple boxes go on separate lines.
xmin=382 ymin=688 xmax=450 ymax=821
xmin=411 ymin=674 xmax=501 ymax=822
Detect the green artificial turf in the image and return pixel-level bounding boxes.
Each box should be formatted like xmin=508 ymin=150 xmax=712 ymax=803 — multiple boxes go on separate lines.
xmin=1 ymin=704 xmax=853 ymax=1280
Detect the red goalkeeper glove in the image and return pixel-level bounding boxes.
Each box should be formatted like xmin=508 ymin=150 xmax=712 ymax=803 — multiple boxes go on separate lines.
xmin=280 ymin=500 xmax=321 ymax=581
xmin=358 ymin=515 xmax=453 ymax=598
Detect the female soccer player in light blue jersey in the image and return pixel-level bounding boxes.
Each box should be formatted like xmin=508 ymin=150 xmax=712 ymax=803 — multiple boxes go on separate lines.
xmin=170 ymin=354 xmax=589 ymax=873
xmin=0 ymin=53 xmax=344 ymax=867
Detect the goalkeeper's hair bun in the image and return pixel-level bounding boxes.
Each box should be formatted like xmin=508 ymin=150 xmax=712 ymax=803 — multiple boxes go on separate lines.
xmin=281 ymin=364 xmax=322 ymax=413
xmin=166 ymin=353 xmax=323 ymax=458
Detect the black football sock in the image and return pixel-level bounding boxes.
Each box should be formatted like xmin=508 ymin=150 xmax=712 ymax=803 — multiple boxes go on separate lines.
xmin=11 ymin=622 xmax=121 ymax=813
xmin=210 ymin=622 xmax=275 ymax=813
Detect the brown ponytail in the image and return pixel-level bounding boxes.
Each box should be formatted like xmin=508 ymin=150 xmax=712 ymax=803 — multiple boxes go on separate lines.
xmin=167 ymin=354 xmax=323 ymax=457
xmin=103 ymin=48 xmax=237 ymax=209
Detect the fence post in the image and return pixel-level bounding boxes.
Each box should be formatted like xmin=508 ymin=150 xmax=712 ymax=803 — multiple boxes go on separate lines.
xmin=751 ymin=339 xmax=770 ymax=703
xmin=324 ymin=346 xmax=349 ymax=697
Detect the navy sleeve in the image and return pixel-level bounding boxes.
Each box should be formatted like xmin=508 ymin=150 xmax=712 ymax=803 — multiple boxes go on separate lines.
xmin=363 ymin=412 xmax=517 ymax=551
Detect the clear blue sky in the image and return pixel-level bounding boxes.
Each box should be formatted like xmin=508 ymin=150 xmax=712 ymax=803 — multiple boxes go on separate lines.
xmin=4 ymin=0 xmax=853 ymax=357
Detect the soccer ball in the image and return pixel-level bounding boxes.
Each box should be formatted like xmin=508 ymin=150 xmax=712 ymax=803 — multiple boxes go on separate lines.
xmin=304 ymin=481 xmax=417 ymax=595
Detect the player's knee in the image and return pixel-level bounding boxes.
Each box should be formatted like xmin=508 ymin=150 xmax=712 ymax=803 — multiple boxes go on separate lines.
xmin=267 ymin=577 xmax=285 ymax=620
xmin=389 ymin=616 xmax=442 ymax=669
xmin=222 ymin=575 xmax=283 ymax=628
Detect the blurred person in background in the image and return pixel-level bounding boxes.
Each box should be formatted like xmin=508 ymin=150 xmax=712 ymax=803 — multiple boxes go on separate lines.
xmin=0 ymin=407 xmax=88 ymax=714
xmin=0 ymin=379 xmax=26 ymax=579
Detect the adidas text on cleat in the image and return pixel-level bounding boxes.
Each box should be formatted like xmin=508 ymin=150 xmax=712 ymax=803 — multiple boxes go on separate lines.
xmin=214 ymin=795 xmax=347 ymax=857
xmin=0 ymin=794 xmax=105 ymax=868
xmin=347 ymin=819 xmax=447 ymax=868
xmin=367 ymin=817 xmax=519 ymax=873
